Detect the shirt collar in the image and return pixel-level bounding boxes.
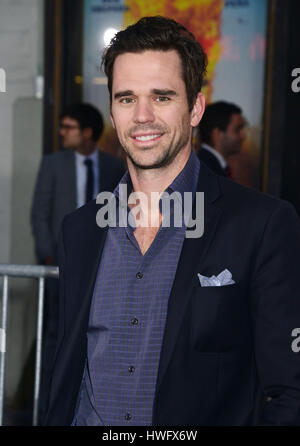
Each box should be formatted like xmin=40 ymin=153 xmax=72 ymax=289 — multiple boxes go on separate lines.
xmin=113 ymin=151 xmax=200 ymax=232
xmin=113 ymin=151 xmax=200 ymax=230
xmin=113 ymin=170 xmax=132 ymax=199
xmin=167 ymin=149 xmax=200 ymax=198
xmin=202 ymin=143 xmax=227 ymax=169
xmin=75 ymin=148 xmax=98 ymax=163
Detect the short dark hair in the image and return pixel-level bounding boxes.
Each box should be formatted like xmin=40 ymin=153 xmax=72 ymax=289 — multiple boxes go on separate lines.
xmin=60 ymin=103 xmax=104 ymax=141
xmin=199 ymin=101 xmax=242 ymax=144
xmin=102 ymin=16 xmax=207 ymax=111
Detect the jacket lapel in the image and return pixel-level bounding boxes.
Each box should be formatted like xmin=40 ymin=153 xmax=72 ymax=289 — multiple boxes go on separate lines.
xmin=155 ymin=164 xmax=223 ymax=393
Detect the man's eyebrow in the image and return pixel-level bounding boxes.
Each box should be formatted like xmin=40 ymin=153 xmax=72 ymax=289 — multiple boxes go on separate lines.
xmin=114 ymin=90 xmax=134 ymax=100
xmin=151 ymin=89 xmax=177 ymax=96
xmin=113 ymin=89 xmax=178 ymax=100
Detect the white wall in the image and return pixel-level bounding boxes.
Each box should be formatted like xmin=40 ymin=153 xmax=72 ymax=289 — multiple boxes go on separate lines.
xmin=0 ymin=0 xmax=44 ymax=417
xmin=0 ymin=0 xmax=43 ymax=263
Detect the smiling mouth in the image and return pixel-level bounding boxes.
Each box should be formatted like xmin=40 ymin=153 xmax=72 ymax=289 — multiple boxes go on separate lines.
xmin=132 ymin=134 xmax=163 ymax=143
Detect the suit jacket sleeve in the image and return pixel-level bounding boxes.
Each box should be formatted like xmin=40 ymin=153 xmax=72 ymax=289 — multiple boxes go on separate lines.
xmin=31 ymin=155 xmax=55 ymax=260
xmin=250 ymin=200 xmax=300 ymax=425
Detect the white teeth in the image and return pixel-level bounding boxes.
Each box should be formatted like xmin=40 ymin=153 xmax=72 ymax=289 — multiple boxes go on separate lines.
xmin=135 ymin=134 xmax=160 ymax=141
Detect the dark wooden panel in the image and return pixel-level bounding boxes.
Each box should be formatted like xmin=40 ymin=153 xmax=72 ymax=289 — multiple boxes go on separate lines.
xmin=261 ymin=0 xmax=289 ymax=196
xmin=43 ymin=0 xmax=83 ymax=154
xmin=61 ymin=0 xmax=83 ymax=107
xmin=281 ymin=0 xmax=300 ymax=214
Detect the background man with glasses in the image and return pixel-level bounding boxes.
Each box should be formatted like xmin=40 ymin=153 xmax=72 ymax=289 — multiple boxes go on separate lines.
xmin=31 ymin=102 xmax=125 ymax=266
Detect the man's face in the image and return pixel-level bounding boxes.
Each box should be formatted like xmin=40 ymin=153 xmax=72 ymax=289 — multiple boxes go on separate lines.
xmin=59 ymin=116 xmax=83 ymax=148
xmin=110 ymin=50 xmax=204 ymax=170
xmin=220 ymin=113 xmax=246 ymax=157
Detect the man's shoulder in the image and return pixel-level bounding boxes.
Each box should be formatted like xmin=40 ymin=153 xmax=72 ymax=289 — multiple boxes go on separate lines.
xmin=42 ymin=149 xmax=74 ymax=165
xmin=98 ymin=149 xmax=125 ymax=168
xmin=198 ymin=147 xmax=225 ymax=176
xmin=198 ymin=147 xmax=218 ymax=165
xmin=98 ymin=150 xmax=126 ymax=190
xmin=218 ymin=174 xmax=295 ymax=219
xmin=198 ymin=146 xmax=215 ymax=159
xmin=62 ymin=199 xmax=99 ymax=230
xmin=63 ymin=167 xmax=298 ymax=234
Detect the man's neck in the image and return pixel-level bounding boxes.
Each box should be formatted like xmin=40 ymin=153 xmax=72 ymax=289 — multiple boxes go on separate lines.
xmin=127 ymin=147 xmax=191 ymax=229
xmin=128 ymin=148 xmax=191 ymax=197
xmin=75 ymin=142 xmax=97 ymax=157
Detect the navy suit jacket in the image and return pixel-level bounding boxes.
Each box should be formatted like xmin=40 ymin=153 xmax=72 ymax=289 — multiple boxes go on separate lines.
xmin=31 ymin=149 xmax=125 ymax=261
xmin=197 ymin=146 xmax=226 ymax=176
xmin=43 ymin=163 xmax=300 ymax=425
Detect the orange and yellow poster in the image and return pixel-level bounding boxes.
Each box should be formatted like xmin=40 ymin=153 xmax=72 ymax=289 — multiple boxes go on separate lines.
xmin=83 ymin=0 xmax=267 ymax=188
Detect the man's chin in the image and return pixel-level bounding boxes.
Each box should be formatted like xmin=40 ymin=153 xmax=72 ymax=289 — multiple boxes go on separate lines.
xmin=128 ymin=154 xmax=172 ymax=170
xmin=132 ymin=162 xmax=162 ymax=170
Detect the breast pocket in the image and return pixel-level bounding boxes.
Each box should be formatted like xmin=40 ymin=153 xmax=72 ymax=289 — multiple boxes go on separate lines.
xmin=191 ymin=284 xmax=248 ymax=353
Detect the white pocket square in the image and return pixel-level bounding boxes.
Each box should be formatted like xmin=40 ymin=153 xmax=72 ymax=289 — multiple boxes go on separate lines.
xmin=197 ymin=269 xmax=235 ymax=287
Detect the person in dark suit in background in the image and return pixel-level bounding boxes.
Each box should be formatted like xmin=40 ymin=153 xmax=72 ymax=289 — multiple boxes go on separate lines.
xmin=197 ymin=101 xmax=246 ymax=178
xmin=31 ymin=103 xmax=125 ymax=265
xmin=43 ymin=17 xmax=300 ymax=426
xmin=31 ymin=103 xmax=125 ymax=422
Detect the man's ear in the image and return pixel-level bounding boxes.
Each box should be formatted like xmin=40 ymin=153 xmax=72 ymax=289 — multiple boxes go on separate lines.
xmin=191 ymin=92 xmax=205 ymax=127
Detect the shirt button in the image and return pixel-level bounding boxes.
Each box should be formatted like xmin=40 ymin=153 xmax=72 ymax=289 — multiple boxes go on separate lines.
xmin=136 ymin=272 xmax=143 ymax=279
xmin=125 ymin=413 xmax=132 ymax=421
xmin=131 ymin=318 xmax=139 ymax=325
xmin=128 ymin=365 xmax=135 ymax=373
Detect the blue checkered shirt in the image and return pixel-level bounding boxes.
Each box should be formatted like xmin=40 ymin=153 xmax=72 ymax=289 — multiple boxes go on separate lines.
xmin=72 ymin=151 xmax=200 ymax=425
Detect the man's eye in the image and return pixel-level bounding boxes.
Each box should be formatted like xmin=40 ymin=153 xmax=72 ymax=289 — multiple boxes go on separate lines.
xmin=155 ymin=96 xmax=170 ymax=102
xmin=120 ymin=98 xmax=134 ymax=104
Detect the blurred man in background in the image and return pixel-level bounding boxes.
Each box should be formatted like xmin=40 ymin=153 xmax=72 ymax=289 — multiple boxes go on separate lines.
xmin=31 ymin=102 xmax=125 ymax=265
xmin=197 ymin=101 xmax=246 ymax=178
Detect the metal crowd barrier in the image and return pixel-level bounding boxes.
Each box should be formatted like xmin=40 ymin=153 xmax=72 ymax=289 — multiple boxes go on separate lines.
xmin=0 ymin=264 xmax=59 ymax=426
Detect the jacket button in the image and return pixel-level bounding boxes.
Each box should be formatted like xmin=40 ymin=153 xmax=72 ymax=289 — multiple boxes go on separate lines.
xmin=136 ymin=272 xmax=143 ymax=279
xmin=131 ymin=318 xmax=139 ymax=325
xmin=128 ymin=365 xmax=135 ymax=373
xmin=125 ymin=413 xmax=132 ymax=421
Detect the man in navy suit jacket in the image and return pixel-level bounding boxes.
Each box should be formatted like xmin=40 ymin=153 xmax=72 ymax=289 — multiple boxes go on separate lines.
xmin=197 ymin=101 xmax=246 ymax=178
xmin=42 ymin=17 xmax=300 ymax=426
xmin=31 ymin=103 xmax=125 ymax=265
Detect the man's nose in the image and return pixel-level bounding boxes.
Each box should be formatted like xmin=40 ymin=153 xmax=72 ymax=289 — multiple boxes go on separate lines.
xmin=133 ymin=100 xmax=155 ymax=123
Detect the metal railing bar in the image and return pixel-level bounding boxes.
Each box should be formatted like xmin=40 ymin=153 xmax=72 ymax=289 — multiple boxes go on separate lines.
xmin=0 ymin=264 xmax=58 ymax=279
xmin=33 ymin=277 xmax=45 ymax=426
xmin=0 ymin=275 xmax=9 ymax=426
xmin=0 ymin=265 xmax=59 ymax=426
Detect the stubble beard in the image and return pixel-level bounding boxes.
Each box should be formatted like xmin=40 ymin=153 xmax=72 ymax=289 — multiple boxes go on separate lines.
xmin=120 ymin=118 xmax=191 ymax=171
